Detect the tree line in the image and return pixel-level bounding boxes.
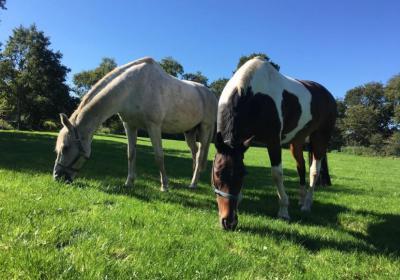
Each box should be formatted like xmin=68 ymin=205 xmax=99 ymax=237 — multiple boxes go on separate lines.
xmin=0 ymin=25 xmax=399 ymax=156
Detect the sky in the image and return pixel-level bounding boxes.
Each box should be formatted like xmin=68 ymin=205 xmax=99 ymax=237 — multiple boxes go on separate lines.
xmin=0 ymin=0 xmax=399 ymax=98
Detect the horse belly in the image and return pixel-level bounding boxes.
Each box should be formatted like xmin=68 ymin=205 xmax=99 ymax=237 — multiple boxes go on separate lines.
xmin=162 ymin=106 xmax=203 ymax=133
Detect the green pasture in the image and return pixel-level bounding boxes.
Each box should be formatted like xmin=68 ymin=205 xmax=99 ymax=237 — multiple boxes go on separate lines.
xmin=0 ymin=130 xmax=399 ymax=279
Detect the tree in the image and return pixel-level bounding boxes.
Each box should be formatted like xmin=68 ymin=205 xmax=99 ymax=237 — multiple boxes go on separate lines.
xmin=342 ymin=104 xmax=380 ymax=146
xmin=182 ymin=71 xmax=208 ymax=86
xmin=385 ymin=74 xmax=400 ymax=127
xmin=0 ymin=0 xmax=6 ymax=10
xmin=73 ymin=57 xmax=124 ymax=133
xmin=159 ymin=56 xmax=184 ymax=78
xmin=209 ymin=78 xmax=228 ymax=98
xmin=73 ymin=57 xmax=117 ymax=97
xmin=344 ymin=82 xmax=392 ymax=138
xmin=236 ymin=52 xmax=280 ymax=72
xmin=0 ymin=24 xmax=76 ymax=129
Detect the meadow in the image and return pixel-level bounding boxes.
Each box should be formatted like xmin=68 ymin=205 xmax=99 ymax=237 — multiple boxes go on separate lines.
xmin=0 ymin=130 xmax=399 ymax=279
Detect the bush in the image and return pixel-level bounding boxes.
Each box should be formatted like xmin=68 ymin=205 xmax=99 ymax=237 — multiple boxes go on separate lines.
xmin=340 ymin=146 xmax=378 ymax=156
xmin=42 ymin=120 xmax=59 ymax=131
xmin=384 ymin=132 xmax=400 ymax=157
xmin=97 ymin=125 xmax=111 ymax=134
xmin=369 ymin=133 xmax=385 ymax=153
xmin=0 ymin=119 xmax=14 ymax=130
xmin=104 ymin=115 xmax=125 ymax=135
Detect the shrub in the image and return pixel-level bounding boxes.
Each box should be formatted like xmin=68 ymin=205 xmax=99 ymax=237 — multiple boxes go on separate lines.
xmin=97 ymin=125 xmax=111 ymax=134
xmin=340 ymin=146 xmax=378 ymax=156
xmin=0 ymin=119 xmax=14 ymax=130
xmin=384 ymin=132 xmax=400 ymax=157
xmin=42 ymin=120 xmax=59 ymax=131
xmin=369 ymin=133 xmax=385 ymax=153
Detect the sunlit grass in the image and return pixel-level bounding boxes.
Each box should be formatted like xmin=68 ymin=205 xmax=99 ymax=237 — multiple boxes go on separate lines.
xmin=0 ymin=130 xmax=399 ymax=279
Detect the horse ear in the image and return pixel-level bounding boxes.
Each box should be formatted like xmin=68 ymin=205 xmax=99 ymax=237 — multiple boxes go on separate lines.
xmin=241 ymin=136 xmax=254 ymax=152
xmin=214 ymin=132 xmax=226 ymax=152
xmin=60 ymin=113 xmax=73 ymax=131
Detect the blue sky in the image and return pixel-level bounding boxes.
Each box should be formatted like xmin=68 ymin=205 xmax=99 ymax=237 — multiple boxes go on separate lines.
xmin=1 ymin=0 xmax=399 ymax=98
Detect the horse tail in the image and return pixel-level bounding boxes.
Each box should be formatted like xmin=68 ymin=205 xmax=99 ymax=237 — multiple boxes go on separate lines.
xmin=319 ymin=155 xmax=332 ymax=186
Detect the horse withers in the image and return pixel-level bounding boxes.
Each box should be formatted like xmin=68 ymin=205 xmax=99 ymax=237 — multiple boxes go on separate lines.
xmin=212 ymin=57 xmax=337 ymax=230
xmin=54 ymin=57 xmax=217 ymax=191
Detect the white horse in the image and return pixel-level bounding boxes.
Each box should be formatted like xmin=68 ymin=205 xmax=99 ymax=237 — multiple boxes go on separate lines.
xmin=54 ymin=57 xmax=217 ymax=191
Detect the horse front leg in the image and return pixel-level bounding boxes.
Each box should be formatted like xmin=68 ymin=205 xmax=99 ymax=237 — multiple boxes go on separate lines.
xmin=124 ymin=122 xmax=138 ymax=188
xmin=147 ymin=124 xmax=168 ymax=192
xmin=290 ymin=142 xmax=306 ymax=206
xmin=268 ymin=144 xmax=290 ymax=220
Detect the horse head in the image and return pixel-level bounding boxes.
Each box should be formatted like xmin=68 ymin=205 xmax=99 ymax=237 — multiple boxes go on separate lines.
xmin=53 ymin=113 xmax=91 ymax=183
xmin=212 ymin=133 xmax=252 ymax=230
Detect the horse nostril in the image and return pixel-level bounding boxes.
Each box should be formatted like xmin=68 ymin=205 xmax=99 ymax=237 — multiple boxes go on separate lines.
xmin=53 ymin=173 xmax=61 ymax=181
xmin=221 ymin=217 xmax=238 ymax=231
xmin=221 ymin=218 xmax=228 ymax=230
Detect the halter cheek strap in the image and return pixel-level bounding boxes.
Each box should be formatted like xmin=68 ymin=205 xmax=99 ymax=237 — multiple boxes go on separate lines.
xmin=211 ymin=159 xmax=243 ymax=201
xmin=56 ymin=127 xmax=90 ymax=172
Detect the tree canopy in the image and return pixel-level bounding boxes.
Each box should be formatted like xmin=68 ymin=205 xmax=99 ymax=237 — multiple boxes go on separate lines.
xmin=182 ymin=71 xmax=208 ymax=86
xmin=209 ymin=78 xmax=229 ymax=98
xmin=73 ymin=57 xmax=117 ymax=97
xmin=236 ymin=52 xmax=280 ymax=72
xmin=0 ymin=24 xmax=76 ymax=129
xmin=159 ymin=56 xmax=184 ymax=78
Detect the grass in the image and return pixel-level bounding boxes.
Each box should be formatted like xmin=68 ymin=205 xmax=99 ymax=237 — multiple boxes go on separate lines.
xmin=0 ymin=130 xmax=399 ymax=279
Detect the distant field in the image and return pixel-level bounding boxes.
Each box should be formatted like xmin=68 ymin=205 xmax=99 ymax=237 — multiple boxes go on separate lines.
xmin=1 ymin=130 xmax=399 ymax=279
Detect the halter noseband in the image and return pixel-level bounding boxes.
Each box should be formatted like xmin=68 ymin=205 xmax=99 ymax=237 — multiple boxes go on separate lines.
xmin=56 ymin=127 xmax=89 ymax=172
xmin=213 ymin=186 xmax=243 ymax=201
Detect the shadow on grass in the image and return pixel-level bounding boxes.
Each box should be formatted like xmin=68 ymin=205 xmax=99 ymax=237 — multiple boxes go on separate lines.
xmin=1 ymin=131 xmax=399 ymax=258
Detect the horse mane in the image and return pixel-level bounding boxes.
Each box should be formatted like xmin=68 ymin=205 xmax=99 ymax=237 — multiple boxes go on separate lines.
xmin=219 ymin=57 xmax=270 ymax=146
xmin=70 ymin=57 xmax=155 ymax=124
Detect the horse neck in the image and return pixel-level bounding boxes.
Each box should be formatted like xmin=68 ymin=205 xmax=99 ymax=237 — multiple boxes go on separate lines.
xmin=74 ymin=92 xmax=123 ymax=140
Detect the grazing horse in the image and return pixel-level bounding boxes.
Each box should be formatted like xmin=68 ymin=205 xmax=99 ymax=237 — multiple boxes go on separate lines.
xmin=212 ymin=57 xmax=337 ymax=230
xmin=54 ymin=57 xmax=217 ymax=191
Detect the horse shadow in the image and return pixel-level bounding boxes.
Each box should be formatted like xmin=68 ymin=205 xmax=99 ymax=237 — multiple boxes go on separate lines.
xmin=1 ymin=131 xmax=399 ymax=258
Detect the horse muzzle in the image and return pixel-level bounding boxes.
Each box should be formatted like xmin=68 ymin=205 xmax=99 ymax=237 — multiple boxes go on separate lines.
xmin=53 ymin=166 xmax=74 ymax=183
xmin=220 ymin=213 xmax=238 ymax=231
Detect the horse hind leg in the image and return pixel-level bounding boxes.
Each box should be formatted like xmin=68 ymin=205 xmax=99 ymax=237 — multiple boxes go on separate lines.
xmin=147 ymin=124 xmax=169 ymax=192
xmin=184 ymin=128 xmax=198 ymax=172
xmin=188 ymin=123 xmax=213 ymax=189
xmin=301 ymin=131 xmax=327 ymax=212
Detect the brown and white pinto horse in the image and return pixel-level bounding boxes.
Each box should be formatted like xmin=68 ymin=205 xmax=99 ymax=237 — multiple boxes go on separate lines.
xmin=212 ymin=57 xmax=337 ymax=230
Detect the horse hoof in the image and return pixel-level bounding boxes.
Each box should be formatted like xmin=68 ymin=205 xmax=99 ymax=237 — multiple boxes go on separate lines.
xmin=160 ymin=186 xmax=169 ymax=192
xmin=188 ymin=184 xmax=197 ymax=189
xmin=300 ymin=205 xmax=311 ymax=212
xmin=278 ymin=209 xmax=290 ymax=221
xmin=278 ymin=214 xmax=290 ymax=221
xmin=124 ymin=183 xmax=134 ymax=188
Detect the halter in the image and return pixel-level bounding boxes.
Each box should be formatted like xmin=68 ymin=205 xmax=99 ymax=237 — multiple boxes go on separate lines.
xmin=211 ymin=159 xmax=243 ymax=201
xmin=56 ymin=127 xmax=89 ymax=173
xmin=213 ymin=186 xmax=243 ymax=201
